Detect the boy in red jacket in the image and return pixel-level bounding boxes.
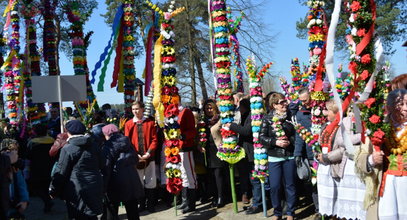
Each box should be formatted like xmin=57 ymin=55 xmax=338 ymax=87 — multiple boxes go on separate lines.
xmin=124 ymin=101 xmax=158 ymax=212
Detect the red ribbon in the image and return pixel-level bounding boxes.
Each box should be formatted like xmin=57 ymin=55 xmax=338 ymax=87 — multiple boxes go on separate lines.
xmin=144 ymin=25 xmax=154 ymax=96
xmin=325 ymin=0 xmax=376 ymax=137
xmin=111 ymin=19 xmax=124 ymax=88
xmin=314 ymin=45 xmax=327 ymax=91
xmin=356 ymin=0 xmax=376 ymax=56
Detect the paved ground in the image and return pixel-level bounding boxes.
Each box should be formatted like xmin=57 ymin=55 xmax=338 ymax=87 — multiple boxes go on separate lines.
xmin=25 ymin=196 xmax=317 ymax=220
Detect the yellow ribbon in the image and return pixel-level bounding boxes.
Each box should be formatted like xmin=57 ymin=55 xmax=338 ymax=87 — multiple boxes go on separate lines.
xmin=152 ymin=35 xmax=164 ymax=127
xmin=2 ymin=0 xmax=15 ymax=17
xmin=1 ymin=50 xmax=16 ymax=70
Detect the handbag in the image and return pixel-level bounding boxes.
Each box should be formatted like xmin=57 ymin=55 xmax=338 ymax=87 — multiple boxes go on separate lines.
xmin=296 ymin=158 xmax=311 ymax=181
xmin=136 ymin=158 xmax=151 ymax=169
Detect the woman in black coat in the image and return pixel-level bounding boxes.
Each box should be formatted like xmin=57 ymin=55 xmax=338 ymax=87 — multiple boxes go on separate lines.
xmin=49 ymin=120 xmax=104 ymax=220
xmin=259 ymin=93 xmax=296 ymax=220
xmin=102 ymin=124 xmax=143 ymax=220
xmin=200 ymin=99 xmax=228 ymax=208
xmin=225 ymin=98 xmax=254 ymax=205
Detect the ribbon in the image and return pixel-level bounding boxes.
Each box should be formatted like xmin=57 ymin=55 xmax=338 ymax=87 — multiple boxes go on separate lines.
xmin=3 ymin=0 xmax=15 ymax=31
xmin=1 ymin=50 xmax=16 ymax=70
xmin=110 ymin=20 xmax=124 ymax=88
xmin=355 ymin=0 xmax=376 ymax=56
xmin=325 ymin=0 xmax=376 ymax=136
xmin=208 ymin=0 xmax=217 ymax=88
xmin=144 ymin=24 xmax=154 ymax=96
xmin=324 ymin=0 xmax=356 ymax=153
xmin=313 ymin=45 xmax=327 ymax=92
xmin=90 ymin=5 xmax=123 ymax=84
xmin=357 ymin=39 xmax=383 ymax=103
xmin=313 ymin=5 xmax=328 ymax=92
xmin=152 ymin=35 xmax=164 ymax=127
xmin=97 ymin=43 xmax=115 ymax=91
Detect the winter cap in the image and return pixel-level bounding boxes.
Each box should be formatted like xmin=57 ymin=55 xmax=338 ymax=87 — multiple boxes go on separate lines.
xmin=0 ymin=138 xmax=19 ymax=152
xmin=65 ymin=120 xmax=86 ymax=135
xmin=102 ymin=124 xmax=119 ymax=137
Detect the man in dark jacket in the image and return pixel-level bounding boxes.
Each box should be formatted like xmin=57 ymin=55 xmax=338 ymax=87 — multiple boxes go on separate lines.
xmin=49 ymin=120 xmax=104 ymax=220
xmin=292 ymin=88 xmax=319 ymax=217
xmin=292 ymin=89 xmax=314 ymax=161
xmin=102 ymin=124 xmax=143 ymax=220
xmin=26 ymin=124 xmax=55 ymax=212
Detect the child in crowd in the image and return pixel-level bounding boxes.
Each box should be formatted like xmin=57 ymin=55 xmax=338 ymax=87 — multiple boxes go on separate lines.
xmin=0 ymin=138 xmax=29 ymax=219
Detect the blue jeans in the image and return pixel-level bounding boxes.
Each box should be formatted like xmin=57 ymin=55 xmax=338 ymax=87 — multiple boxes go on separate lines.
xmin=268 ymin=159 xmax=296 ymax=216
xmin=250 ymin=177 xmax=262 ymax=208
xmin=251 ymin=176 xmax=270 ymax=208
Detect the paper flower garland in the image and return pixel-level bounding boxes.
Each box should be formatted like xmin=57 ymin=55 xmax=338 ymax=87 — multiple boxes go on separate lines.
xmin=280 ymin=58 xmax=304 ymax=102
xmin=143 ymin=86 xmax=154 ymax=118
xmin=226 ymin=8 xmax=244 ymax=93
xmin=147 ymin=0 xmax=184 ymax=195
xmin=212 ymin=0 xmax=245 ymax=164
xmin=360 ymin=63 xmax=391 ymax=149
xmin=122 ymin=0 xmax=136 ymax=117
xmin=307 ymin=0 xmax=327 ymax=68
xmin=42 ymin=0 xmax=58 ymax=76
xmin=306 ymin=0 xmax=328 ymax=136
xmin=346 ymin=0 xmax=376 ymax=92
xmin=345 ymin=0 xmax=377 ymax=145
xmin=2 ymin=2 xmax=21 ymax=125
xmin=22 ymin=0 xmax=46 ymax=125
xmin=197 ymin=114 xmax=207 ymax=148
xmin=246 ymin=57 xmax=272 ymax=182
xmin=334 ymin=64 xmax=352 ymax=100
xmin=66 ymin=1 xmax=97 ymax=110
xmin=294 ymin=124 xmax=321 ymax=153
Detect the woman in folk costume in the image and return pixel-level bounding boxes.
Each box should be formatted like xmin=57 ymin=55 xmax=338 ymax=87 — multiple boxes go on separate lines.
xmin=316 ymin=100 xmax=366 ymax=219
xmin=355 ymin=89 xmax=407 ymax=220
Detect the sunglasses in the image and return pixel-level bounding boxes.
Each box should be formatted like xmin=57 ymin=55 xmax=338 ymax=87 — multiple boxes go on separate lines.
xmin=276 ymin=100 xmax=288 ymax=105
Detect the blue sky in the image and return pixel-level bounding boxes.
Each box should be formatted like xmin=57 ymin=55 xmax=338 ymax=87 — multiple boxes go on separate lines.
xmin=60 ymin=0 xmax=407 ymax=106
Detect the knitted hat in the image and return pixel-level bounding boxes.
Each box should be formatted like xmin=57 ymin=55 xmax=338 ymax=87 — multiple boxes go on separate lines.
xmin=0 ymin=138 xmax=19 ymax=152
xmin=102 ymin=124 xmax=119 ymax=137
xmin=65 ymin=120 xmax=86 ymax=135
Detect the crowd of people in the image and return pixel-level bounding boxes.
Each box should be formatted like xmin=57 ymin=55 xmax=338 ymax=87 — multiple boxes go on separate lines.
xmin=0 ymin=75 xmax=406 ymax=220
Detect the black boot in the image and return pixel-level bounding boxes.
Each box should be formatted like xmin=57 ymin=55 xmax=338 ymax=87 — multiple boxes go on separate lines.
xmin=177 ymin=188 xmax=188 ymax=209
xmin=146 ymin=189 xmax=156 ymax=213
xmin=138 ymin=197 xmax=146 ymax=212
xmin=217 ymin=196 xmax=225 ymax=208
xmin=182 ymin=189 xmax=196 ymax=214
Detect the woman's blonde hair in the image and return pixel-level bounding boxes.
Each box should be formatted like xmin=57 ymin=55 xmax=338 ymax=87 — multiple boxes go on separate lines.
xmin=325 ymin=99 xmax=339 ymax=113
